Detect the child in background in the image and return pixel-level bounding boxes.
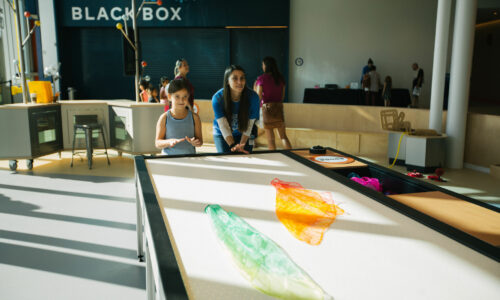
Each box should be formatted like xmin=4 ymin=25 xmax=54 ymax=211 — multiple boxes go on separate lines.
xmin=155 ymin=78 xmax=203 ymax=155
xmin=139 ymin=80 xmax=149 ymax=102
xmin=159 ymin=76 xmax=169 ymax=104
xmin=382 ymin=76 xmax=392 ymax=107
xmin=147 ymin=85 xmax=159 ymax=103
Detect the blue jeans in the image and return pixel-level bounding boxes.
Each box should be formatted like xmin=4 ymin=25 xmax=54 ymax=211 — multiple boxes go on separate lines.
xmin=213 ymin=134 xmax=254 ymax=154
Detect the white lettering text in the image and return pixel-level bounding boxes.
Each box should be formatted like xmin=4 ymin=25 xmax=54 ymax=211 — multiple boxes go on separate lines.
xmin=97 ymin=7 xmax=109 ymax=21
xmin=143 ymin=7 xmax=153 ymax=21
xmin=70 ymin=6 xmax=183 ymax=23
xmin=110 ymin=7 xmax=122 ymax=21
xmin=72 ymin=7 xmax=82 ymax=20
xmin=125 ymin=7 xmax=133 ymax=19
xmin=170 ymin=7 xmax=181 ymax=21
xmin=156 ymin=7 xmax=169 ymax=21
xmin=84 ymin=7 xmax=95 ymax=20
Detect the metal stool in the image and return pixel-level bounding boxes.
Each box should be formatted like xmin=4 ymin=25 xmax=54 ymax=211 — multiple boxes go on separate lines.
xmin=71 ymin=120 xmax=110 ymax=169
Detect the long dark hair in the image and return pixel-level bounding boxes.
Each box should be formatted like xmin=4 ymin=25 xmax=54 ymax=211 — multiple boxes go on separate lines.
xmin=263 ymin=56 xmax=284 ymax=85
xmin=222 ymin=65 xmax=250 ymax=133
xmin=385 ymin=76 xmax=392 ymax=85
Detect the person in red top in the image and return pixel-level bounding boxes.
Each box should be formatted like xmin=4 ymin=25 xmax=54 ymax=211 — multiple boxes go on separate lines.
xmin=174 ymin=59 xmax=197 ymax=113
xmin=139 ymin=80 xmax=149 ymax=102
xmin=159 ymin=77 xmax=169 ymax=104
xmin=254 ymin=56 xmax=291 ymax=150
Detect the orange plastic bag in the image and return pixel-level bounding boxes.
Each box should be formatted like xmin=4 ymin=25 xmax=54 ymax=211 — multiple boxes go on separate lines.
xmin=271 ymin=178 xmax=344 ymax=245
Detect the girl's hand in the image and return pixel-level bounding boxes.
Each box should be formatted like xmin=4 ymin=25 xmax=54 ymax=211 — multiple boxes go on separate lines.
xmin=231 ymin=143 xmax=249 ymax=154
xmin=185 ymin=136 xmax=201 ymax=147
xmin=169 ymin=138 xmax=185 ymax=148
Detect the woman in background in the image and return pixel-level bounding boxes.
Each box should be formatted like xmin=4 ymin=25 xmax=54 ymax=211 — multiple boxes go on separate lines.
xmin=368 ymin=65 xmax=381 ymax=106
xmin=174 ymin=59 xmax=196 ymax=112
xmin=254 ymin=56 xmax=291 ymax=150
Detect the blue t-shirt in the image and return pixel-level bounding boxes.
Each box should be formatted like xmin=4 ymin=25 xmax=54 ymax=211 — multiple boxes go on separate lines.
xmin=212 ymin=88 xmax=260 ymax=137
xmin=361 ymin=65 xmax=370 ymax=82
xmin=162 ymin=110 xmax=195 ymax=155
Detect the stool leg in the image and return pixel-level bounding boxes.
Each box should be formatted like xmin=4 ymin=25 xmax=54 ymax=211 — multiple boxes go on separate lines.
xmin=71 ymin=127 xmax=77 ymax=167
xmin=85 ymin=127 xmax=93 ymax=169
xmin=100 ymin=127 xmax=111 ymax=165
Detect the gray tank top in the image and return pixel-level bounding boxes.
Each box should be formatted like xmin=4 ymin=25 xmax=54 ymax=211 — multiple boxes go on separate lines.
xmin=162 ymin=110 xmax=196 ymax=155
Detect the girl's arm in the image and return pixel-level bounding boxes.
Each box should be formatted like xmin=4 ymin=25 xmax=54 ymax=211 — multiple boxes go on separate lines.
xmin=231 ymin=91 xmax=258 ymax=152
xmin=186 ymin=113 xmax=203 ymax=147
xmin=256 ymin=85 xmax=263 ymax=100
xmin=282 ymin=85 xmax=286 ymax=102
xmin=212 ymin=92 xmax=235 ymax=146
xmin=155 ymin=113 xmax=185 ymax=149
xmin=232 ymin=133 xmax=250 ymax=154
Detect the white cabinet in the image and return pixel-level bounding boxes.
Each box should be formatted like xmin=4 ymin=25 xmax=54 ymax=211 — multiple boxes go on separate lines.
xmin=60 ymin=100 xmax=164 ymax=154
xmin=109 ymin=104 xmax=164 ymax=154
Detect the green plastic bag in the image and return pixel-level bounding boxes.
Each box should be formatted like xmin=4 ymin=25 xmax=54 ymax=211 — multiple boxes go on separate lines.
xmin=205 ymin=204 xmax=332 ymax=300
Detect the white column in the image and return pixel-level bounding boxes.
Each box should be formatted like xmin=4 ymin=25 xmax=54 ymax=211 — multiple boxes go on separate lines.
xmin=429 ymin=0 xmax=452 ymax=134
xmin=445 ymin=0 xmax=477 ymax=169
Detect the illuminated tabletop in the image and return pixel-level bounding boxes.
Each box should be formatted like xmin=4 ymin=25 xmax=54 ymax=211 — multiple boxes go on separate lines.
xmin=135 ymin=151 xmax=500 ymax=300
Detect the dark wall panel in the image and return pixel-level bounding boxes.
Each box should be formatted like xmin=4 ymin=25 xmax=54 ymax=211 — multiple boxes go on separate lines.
xmin=140 ymin=28 xmax=229 ymax=99
xmin=60 ymin=28 xmax=135 ymax=99
xmin=230 ymin=29 xmax=289 ymax=99
xmin=60 ymin=28 xmax=288 ymax=101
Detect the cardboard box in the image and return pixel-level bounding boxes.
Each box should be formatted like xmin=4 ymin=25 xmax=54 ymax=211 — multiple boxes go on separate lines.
xmin=28 ymin=81 xmax=53 ymax=103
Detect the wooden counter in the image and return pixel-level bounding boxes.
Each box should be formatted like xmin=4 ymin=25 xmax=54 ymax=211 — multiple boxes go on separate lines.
xmin=106 ymin=100 xmax=165 ymax=108
xmin=59 ymin=100 xmax=165 ymax=108
xmin=0 ymin=103 xmax=60 ymax=109
xmin=389 ymin=191 xmax=500 ymax=246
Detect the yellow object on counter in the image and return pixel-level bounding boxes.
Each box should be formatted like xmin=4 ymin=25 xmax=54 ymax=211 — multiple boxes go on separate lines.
xmin=28 ymin=81 xmax=53 ymax=103
xmin=11 ymin=85 xmax=23 ymax=95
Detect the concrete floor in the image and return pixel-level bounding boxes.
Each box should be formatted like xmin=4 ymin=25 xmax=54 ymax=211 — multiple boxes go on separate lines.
xmin=0 ymin=169 xmax=145 ymax=300
xmin=0 ymin=146 xmax=499 ymax=299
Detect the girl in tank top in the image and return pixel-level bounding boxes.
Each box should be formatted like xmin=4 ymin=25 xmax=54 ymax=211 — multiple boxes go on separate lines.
xmin=155 ymin=78 xmax=203 ymax=155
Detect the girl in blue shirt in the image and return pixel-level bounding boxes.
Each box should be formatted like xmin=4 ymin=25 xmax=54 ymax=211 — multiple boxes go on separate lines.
xmin=155 ymin=78 xmax=203 ymax=155
xmin=212 ymin=65 xmax=260 ymax=153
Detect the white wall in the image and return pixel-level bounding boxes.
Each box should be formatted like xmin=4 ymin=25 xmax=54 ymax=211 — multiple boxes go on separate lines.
xmin=38 ymin=0 xmax=60 ymax=91
xmin=288 ymin=0 xmax=438 ymax=107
